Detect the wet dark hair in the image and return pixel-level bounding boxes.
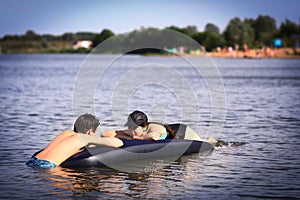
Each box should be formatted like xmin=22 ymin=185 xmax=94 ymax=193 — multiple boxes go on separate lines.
xmin=73 ymin=113 xmax=100 ymax=134
xmin=125 ymin=110 xmax=148 ymax=127
xmin=164 ymin=124 xmax=178 ymax=139
xmin=125 ymin=110 xmax=178 ymax=139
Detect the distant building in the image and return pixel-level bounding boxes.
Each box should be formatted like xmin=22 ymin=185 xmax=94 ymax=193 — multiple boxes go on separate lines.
xmin=73 ymin=40 xmax=93 ymax=49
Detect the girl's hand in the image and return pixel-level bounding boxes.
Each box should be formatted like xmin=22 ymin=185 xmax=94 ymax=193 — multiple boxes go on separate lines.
xmin=133 ymin=135 xmax=144 ymax=140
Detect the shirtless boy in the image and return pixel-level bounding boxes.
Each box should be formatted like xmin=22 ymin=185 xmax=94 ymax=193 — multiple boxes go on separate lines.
xmin=26 ymin=114 xmax=123 ymax=169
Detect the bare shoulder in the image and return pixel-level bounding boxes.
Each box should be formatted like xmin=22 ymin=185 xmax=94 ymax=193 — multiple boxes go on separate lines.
xmin=44 ymin=129 xmax=77 ymax=150
xmin=150 ymin=123 xmax=164 ymax=128
xmin=59 ymin=130 xmax=76 ymax=137
xmin=61 ymin=133 xmax=82 ymax=144
xmin=149 ymin=123 xmax=166 ymax=132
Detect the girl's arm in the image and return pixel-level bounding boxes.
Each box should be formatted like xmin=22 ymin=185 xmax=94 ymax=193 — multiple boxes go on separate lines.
xmin=133 ymin=125 xmax=166 ymax=140
xmin=102 ymin=130 xmax=133 ymax=140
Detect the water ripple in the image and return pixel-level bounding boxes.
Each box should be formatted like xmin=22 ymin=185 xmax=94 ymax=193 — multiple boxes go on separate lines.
xmin=0 ymin=55 xmax=300 ymax=199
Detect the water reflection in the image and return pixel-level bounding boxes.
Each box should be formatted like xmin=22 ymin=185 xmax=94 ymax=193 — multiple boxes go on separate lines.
xmin=41 ymin=155 xmax=204 ymax=199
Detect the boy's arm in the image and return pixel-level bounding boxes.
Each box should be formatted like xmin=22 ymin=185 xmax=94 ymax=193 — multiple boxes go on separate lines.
xmin=102 ymin=130 xmax=133 ymax=140
xmin=78 ymin=133 xmax=123 ymax=147
xmin=101 ymin=130 xmax=117 ymax=138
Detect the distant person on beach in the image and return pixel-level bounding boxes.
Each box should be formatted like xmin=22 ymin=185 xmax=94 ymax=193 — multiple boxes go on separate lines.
xmin=26 ymin=114 xmax=123 ymax=169
xmin=102 ymin=110 xmax=177 ymax=140
xmin=243 ymin=44 xmax=250 ymax=57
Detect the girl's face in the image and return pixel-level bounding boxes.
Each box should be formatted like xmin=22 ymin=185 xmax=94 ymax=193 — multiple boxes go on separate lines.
xmin=128 ymin=126 xmax=144 ymax=137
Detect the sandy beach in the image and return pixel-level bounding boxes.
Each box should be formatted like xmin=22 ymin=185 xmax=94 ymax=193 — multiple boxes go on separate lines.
xmin=206 ymin=48 xmax=300 ymax=59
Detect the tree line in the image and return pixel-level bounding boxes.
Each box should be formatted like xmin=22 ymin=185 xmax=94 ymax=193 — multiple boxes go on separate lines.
xmin=170 ymin=15 xmax=299 ymax=51
xmin=0 ymin=15 xmax=299 ymax=53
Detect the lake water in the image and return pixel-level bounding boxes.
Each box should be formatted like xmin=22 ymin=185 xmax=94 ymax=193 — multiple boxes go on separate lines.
xmin=0 ymin=54 xmax=299 ymax=199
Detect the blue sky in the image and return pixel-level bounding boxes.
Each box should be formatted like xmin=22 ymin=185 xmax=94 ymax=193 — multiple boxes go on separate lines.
xmin=0 ymin=0 xmax=299 ymax=37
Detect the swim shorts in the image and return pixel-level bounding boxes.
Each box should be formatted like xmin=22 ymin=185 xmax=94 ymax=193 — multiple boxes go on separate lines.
xmin=158 ymin=132 xmax=168 ymax=140
xmin=26 ymin=157 xmax=57 ymax=169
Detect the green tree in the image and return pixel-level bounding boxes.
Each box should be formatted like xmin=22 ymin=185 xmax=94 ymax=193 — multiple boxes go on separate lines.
xmin=43 ymin=34 xmax=61 ymax=41
xmin=280 ymin=19 xmax=300 ymax=47
xmin=182 ymin=25 xmax=198 ymax=36
xmin=252 ymin=15 xmax=277 ymax=45
xmin=202 ymin=31 xmax=225 ymax=51
xmin=192 ymin=31 xmax=225 ymax=51
xmin=62 ymin=33 xmax=76 ymax=41
xmin=23 ymin=30 xmax=40 ymax=40
xmin=223 ymin=17 xmax=254 ymax=47
xmin=92 ymin=29 xmax=115 ymax=47
xmin=76 ymin=32 xmax=95 ymax=40
xmin=167 ymin=26 xmax=186 ymax=34
xmin=244 ymin=18 xmax=255 ymax=28
xmin=280 ymin=19 xmax=300 ymax=36
xmin=205 ymin=23 xmax=220 ymax=35
xmin=2 ymin=34 xmax=21 ymax=41
xmin=192 ymin=32 xmax=205 ymax=46
xmin=167 ymin=25 xmax=198 ymax=37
